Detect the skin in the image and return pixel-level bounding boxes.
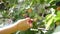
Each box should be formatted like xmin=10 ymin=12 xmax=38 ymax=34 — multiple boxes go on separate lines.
xmin=0 ymin=18 xmax=32 ymax=34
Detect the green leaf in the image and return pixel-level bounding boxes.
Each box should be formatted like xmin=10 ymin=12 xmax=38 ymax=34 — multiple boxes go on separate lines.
xmin=40 ymin=0 xmax=45 ymax=4
xmin=54 ymin=17 xmax=60 ymax=22
xmin=45 ymin=16 xmax=55 ymax=30
xmin=45 ymin=14 xmax=52 ymax=21
xmin=44 ymin=14 xmax=52 ymax=24
xmin=46 ymin=0 xmax=54 ymax=3
xmin=54 ymin=11 xmax=60 ymax=22
xmin=56 ymin=11 xmax=60 ymax=17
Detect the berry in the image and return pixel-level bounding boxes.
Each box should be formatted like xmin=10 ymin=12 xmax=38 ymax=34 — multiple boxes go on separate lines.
xmin=45 ymin=6 xmax=49 ymax=9
xmin=27 ymin=8 xmax=32 ymax=13
xmin=56 ymin=1 xmax=60 ymax=6
xmin=43 ymin=14 xmax=47 ymax=17
xmin=28 ymin=19 xmax=33 ymax=24
xmin=39 ymin=13 xmax=42 ymax=16
xmin=22 ymin=14 xmax=29 ymax=18
xmin=57 ymin=7 xmax=60 ymax=10
xmin=0 ymin=2 xmax=5 ymax=10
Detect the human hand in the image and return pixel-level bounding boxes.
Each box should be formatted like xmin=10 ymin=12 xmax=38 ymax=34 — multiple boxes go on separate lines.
xmin=17 ymin=18 xmax=33 ymax=31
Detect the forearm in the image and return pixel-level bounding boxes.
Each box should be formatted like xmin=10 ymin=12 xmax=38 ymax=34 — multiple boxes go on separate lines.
xmin=0 ymin=19 xmax=25 ymax=34
xmin=0 ymin=23 xmax=18 ymax=34
xmin=0 ymin=18 xmax=31 ymax=34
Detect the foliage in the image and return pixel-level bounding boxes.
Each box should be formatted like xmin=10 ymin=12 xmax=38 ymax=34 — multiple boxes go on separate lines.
xmin=0 ymin=0 xmax=60 ymax=34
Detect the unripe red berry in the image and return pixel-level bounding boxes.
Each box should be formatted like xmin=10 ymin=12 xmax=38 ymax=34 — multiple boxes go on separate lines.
xmin=28 ymin=19 xmax=33 ymax=24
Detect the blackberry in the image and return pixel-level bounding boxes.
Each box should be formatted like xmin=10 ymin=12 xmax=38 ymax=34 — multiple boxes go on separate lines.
xmin=39 ymin=13 xmax=42 ymax=16
xmin=45 ymin=6 xmax=49 ymax=9
xmin=0 ymin=2 xmax=5 ymax=10
xmin=43 ymin=14 xmax=47 ymax=17
xmin=56 ymin=1 xmax=60 ymax=6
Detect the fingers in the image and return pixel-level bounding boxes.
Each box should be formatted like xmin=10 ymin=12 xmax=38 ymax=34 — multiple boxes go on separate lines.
xmin=29 ymin=23 xmax=33 ymax=28
xmin=17 ymin=18 xmax=33 ymax=31
xmin=25 ymin=18 xmax=33 ymax=28
xmin=23 ymin=18 xmax=33 ymax=28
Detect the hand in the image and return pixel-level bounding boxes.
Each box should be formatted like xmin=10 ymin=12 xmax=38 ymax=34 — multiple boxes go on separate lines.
xmin=17 ymin=18 xmax=33 ymax=31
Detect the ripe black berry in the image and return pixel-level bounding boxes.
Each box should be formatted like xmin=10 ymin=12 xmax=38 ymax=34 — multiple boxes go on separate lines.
xmin=0 ymin=2 xmax=5 ymax=10
xmin=45 ymin=6 xmax=49 ymax=9
xmin=39 ymin=13 xmax=42 ymax=16
xmin=56 ymin=1 xmax=60 ymax=6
